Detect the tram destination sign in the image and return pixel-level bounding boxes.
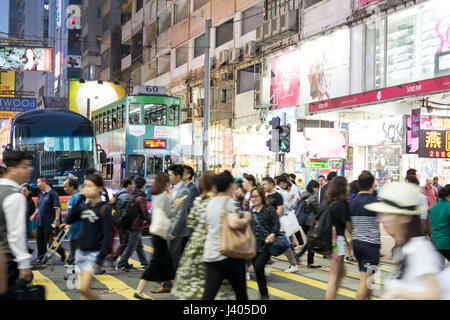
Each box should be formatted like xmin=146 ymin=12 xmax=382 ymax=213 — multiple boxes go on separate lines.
xmin=143 ymin=139 xmax=167 ymax=149
xmin=418 ymin=129 xmax=450 ymax=158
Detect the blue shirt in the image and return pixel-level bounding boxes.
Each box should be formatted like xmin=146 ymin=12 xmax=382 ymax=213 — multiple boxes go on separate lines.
xmin=37 ymin=189 xmax=61 ymax=227
xmin=66 ymin=193 xmax=83 ymax=240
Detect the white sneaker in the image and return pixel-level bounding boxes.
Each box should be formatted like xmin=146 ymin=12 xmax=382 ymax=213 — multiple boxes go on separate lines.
xmin=284 ymin=265 xmax=299 ymax=273
xmin=248 ymin=265 xmax=255 ymax=273
xmin=264 ymin=267 xmax=271 ymax=277
xmin=246 ymin=272 xmax=250 ymax=280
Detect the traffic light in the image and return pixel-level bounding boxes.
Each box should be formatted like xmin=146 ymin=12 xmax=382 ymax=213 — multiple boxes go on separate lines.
xmin=279 ymin=124 xmax=291 ymax=153
xmin=267 ymin=117 xmax=281 ymax=152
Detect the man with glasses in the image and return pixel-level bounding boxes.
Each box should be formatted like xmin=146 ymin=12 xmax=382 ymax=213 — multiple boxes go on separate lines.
xmin=0 ymin=151 xmax=33 ymax=298
xmin=30 ymin=176 xmax=66 ymax=266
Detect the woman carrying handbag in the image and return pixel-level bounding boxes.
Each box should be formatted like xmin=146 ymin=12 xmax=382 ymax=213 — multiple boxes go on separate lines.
xmin=134 ymin=174 xmax=175 ymax=300
xmin=249 ymin=188 xmax=280 ymax=300
xmin=172 ymin=171 xmax=234 ymax=300
xmin=202 ymin=171 xmax=253 ymax=300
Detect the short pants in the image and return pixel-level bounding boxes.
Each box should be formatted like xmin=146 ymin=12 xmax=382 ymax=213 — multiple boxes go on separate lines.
xmin=75 ymin=249 xmax=99 ymax=273
xmin=352 ymin=240 xmax=380 ymax=273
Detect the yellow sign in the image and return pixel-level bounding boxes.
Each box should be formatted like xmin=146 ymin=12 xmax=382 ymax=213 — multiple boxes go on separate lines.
xmin=0 ymin=71 xmax=15 ymax=97
xmin=425 ymin=131 xmax=442 ymax=149
xmin=69 ymin=80 xmax=125 ymax=116
xmin=0 ymin=112 xmax=15 ymax=119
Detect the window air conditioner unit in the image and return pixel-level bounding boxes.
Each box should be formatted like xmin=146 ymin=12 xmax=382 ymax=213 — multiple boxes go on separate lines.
xmin=221 ymin=72 xmax=233 ymax=81
xmin=244 ymin=41 xmax=256 ymax=58
xmin=271 ymin=15 xmax=280 ymax=35
xmin=263 ymin=20 xmax=271 ymax=39
xmin=218 ymin=49 xmax=230 ymax=65
xmin=280 ymin=10 xmax=298 ymax=33
xmin=229 ymin=48 xmax=240 ymax=64
xmin=256 ymin=25 xmax=263 ymax=42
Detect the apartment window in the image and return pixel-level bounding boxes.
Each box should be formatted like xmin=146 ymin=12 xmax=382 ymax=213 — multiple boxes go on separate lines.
xmin=266 ymin=0 xmax=299 ymax=19
xmin=157 ymin=53 xmax=171 ymax=75
xmin=215 ymin=19 xmax=233 ymax=48
xmin=304 ymin=0 xmax=322 ymax=8
xmin=136 ymin=0 xmax=143 ymax=12
xmin=176 ymin=43 xmax=188 ymax=68
xmin=121 ymin=12 xmax=131 ymax=24
xmin=174 ymin=0 xmax=188 ymax=24
xmin=101 ymin=50 xmax=110 ymax=70
xmin=237 ymin=66 xmax=257 ymax=94
xmin=158 ymin=8 xmax=171 ymax=35
xmin=194 ymin=34 xmax=205 ymax=58
xmin=102 ymin=14 xmax=110 ymax=33
xmin=193 ymin=0 xmax=208 ymax=11
xmin=242 ymin=4 xmax=264 ymax=35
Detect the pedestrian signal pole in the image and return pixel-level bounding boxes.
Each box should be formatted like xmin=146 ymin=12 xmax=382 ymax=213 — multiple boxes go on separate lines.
xmin=203 ymin=19 xmax=211 ymax=174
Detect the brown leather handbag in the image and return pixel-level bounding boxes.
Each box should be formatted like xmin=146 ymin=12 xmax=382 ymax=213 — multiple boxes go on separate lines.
xmin=218 ymin=198 xmax=256 ymax=260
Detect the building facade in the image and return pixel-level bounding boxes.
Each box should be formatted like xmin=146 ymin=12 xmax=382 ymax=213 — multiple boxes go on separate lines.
xmin=115 ymin=0 xmax=450 ymax=185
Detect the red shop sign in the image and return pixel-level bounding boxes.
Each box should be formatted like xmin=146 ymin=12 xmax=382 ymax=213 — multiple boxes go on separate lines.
xmin=309 ymin=75 xmax=450 ymax=113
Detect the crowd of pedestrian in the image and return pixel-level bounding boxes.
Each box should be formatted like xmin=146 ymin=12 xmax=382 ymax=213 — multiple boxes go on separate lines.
xmin=0 ymin=150 xmax=449 ymax=301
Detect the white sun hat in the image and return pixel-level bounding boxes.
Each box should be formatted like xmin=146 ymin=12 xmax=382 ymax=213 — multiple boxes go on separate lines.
xmin=364 ymin=182 xmax=427 ymax=215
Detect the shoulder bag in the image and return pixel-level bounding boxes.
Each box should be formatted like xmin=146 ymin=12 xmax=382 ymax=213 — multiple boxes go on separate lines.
xmin=218 ymin=198 xmax=256 ymax=260
xmin=252 ymin=213 xmax=290 ymax=257
xmin=149 ymin=196 xmax=171 ymax=240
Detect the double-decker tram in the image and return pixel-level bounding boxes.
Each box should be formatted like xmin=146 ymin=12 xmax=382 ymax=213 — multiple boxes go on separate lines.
xmin=91 ymin=86 xmax=182 ymax=194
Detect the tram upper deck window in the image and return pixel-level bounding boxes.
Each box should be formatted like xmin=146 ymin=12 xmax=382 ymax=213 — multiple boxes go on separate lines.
xmin=129 ymin=104 xmax=142 ymax=124
xmin=168 ymin=105 xmax=179 ymax=126
xmin=144 ymin=104 xmax=166 ymax=125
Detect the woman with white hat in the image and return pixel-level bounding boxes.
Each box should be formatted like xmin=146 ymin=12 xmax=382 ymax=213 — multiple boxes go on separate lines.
xmin=364 ymin=182 xmax=444 ymax=300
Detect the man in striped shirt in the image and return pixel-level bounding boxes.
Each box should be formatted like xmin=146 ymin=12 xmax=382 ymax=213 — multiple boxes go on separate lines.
xmin=348 ymin=170 xmax=380 ymax=300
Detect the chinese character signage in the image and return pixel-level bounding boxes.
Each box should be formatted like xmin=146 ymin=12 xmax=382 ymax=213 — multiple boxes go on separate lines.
xmin=0 ymin=71 xmax=15 ymax=97
xmin=306 ymin=158 xmax=329 ymax=168
xmin=419 ymin=130 xmax=450 ymax=158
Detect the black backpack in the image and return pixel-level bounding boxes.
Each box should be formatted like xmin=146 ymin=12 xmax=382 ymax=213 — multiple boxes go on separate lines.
xmin=294 ymin=194 xmax=309 ymax=226
xmin=306 ymin=201 xmax=337 ymax=255
xmin=114 ymin=194 xmax=138 ymax=229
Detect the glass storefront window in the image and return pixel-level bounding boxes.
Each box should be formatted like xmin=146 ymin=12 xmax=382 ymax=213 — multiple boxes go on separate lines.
xmin=365 ymin=19 xmax=385 ymax=91
xmin=386 ymin=7 xmax=417 ymax=87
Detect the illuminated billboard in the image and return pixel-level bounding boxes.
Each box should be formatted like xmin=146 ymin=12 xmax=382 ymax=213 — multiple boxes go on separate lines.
xmin=0 ymin=47 xmax=52 ymax=72
xmin=69 ymin=80 xmax=125 ymax=116
xmin=0 ymin=71 xmax=15 ymax=97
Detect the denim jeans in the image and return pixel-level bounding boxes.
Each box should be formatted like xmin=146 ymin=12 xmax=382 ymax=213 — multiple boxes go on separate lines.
xmin=117 ymin=230 xmax=148 ymax=268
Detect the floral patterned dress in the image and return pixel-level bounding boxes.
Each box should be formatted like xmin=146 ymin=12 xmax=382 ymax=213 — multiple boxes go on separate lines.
xmin=172 ymin=196 xmax=234 ymax=300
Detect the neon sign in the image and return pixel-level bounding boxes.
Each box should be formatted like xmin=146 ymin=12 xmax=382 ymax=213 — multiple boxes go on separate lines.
xmin=419 ymin=130 xmax=450 ymax=158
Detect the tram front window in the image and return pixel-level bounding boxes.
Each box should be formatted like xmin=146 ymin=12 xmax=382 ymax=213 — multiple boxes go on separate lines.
xmin=146 ymin=156 xmax=163 ymax=178
xmin=128 ymin=155 xmax=145 ymax=179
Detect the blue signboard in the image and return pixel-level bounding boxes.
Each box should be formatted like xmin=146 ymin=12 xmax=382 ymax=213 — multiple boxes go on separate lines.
xmin=0 ymin=98 xmax=37 ymax=112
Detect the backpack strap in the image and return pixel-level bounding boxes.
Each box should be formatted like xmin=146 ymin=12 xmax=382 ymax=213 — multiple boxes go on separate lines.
xmin=99 ymin=204 xmax=108 ymax=218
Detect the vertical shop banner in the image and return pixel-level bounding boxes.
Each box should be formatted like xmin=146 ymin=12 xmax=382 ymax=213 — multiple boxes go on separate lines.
xmin=222 ymin=129 xmax=233 ymax=170
xmin=0 ymin=71 xmax=15 ymax=97
xmin=411 ymin=108 xmax=421 ymax=138
xmin=270 ymin=49 xmax=301 ymax=109
xmin=300 ymin=28 xmax=350 ymax=105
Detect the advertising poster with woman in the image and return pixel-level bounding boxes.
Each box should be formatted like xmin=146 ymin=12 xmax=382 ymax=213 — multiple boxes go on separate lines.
xmin=368 ymin=146 xmax=401 ymax=185
xmin=0 ymin=47 xmax=52 ymax=72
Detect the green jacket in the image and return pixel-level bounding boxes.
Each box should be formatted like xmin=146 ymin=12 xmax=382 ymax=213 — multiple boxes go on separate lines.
xmin=430 ymin=199 xmax=450 ymax=250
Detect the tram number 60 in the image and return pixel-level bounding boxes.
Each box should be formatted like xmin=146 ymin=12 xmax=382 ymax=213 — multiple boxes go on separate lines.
xmin=145 ymin=86 xmax=160 ymax=94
